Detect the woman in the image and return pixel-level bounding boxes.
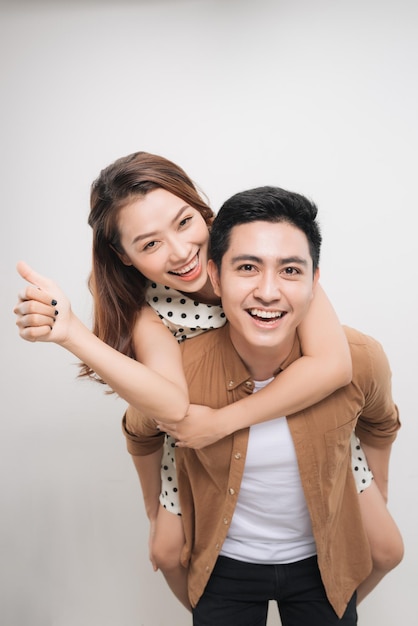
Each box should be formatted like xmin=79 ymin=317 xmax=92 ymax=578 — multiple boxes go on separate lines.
xmin=14 ymin=151 xmax=403 ymax=609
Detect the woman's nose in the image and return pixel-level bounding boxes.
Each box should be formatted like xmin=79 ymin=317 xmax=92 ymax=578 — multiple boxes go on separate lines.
xmin=168 ymin=236 xmax=190 ymax=262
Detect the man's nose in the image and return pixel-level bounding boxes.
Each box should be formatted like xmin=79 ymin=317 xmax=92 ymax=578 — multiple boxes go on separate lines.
xmin=254 ymin=271 xmax=281 ymax=302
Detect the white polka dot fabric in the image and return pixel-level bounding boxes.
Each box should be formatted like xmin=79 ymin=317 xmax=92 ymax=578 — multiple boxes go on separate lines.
xmin=146 ymin=282 xmax=226 ymax=341
xmin=350 ymin=433 xmax=373 ymax=493
xmin=146 ymin=282 xmax=227 ymax=514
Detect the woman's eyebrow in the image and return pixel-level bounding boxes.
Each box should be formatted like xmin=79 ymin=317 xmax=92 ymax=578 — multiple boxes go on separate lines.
xmin=131 ymin=205 xmax=190 ymax=245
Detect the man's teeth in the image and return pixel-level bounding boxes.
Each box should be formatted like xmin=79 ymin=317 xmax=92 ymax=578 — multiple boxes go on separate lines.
xmin=249 ymin=309 xmax=284 ymax=319
xmin=172 ymin=256 xmax=198 ymax=275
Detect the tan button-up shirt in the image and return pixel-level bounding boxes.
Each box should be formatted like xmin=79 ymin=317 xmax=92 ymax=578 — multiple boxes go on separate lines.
xmin=124 ymin=324 xmax=400 ymax=617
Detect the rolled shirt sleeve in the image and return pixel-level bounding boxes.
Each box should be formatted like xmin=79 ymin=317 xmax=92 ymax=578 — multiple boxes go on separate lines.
xmin=122 ymin=407 xmax=165 ymax=456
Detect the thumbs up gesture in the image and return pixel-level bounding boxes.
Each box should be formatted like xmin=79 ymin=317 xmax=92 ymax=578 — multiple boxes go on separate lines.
xmin=14 ymin=261 xmax=73 ymax=344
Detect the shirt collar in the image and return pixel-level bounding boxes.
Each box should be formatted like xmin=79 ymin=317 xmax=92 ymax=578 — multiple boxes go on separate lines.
xmin=217 ymin=325 xmax=254 ymax=392
xmin=219 ymin=323 xmax=302 ymax=391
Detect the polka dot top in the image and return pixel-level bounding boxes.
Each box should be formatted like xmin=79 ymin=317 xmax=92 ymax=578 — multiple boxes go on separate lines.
xmin=146 ymin=282 xmax=227 ymax=342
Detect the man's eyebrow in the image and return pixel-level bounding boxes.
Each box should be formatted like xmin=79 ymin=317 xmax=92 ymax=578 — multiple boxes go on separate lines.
xmin=279 ymin=256 xmax=308 ymax=266
xmin=230 ymin=254 xmax=308 ymax=266
xmin=230 ymin=254 xmax=263 ymax=264
xmin=131 ymin=205 xmax=190 ymax=245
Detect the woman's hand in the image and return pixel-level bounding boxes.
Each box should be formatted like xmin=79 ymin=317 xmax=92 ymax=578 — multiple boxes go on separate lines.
xmin=157 ymin=404 xmax=230 ymax=449
xmin=14 ymin=261 xmax=73 ymax=345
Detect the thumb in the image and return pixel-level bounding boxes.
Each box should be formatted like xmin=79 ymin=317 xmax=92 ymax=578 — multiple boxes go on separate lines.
xmin=16 ymin=260 xmax=54 ymax=292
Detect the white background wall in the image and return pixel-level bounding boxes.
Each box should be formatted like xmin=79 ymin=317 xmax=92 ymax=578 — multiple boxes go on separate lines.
xmin=1 ymin=1 xmax=417 ymax=624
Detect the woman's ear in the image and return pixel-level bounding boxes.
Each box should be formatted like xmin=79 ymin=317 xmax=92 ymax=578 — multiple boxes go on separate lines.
xmin=207 ymin=259 xmax=221 ymax=297
xmin=109 ymin=244 xmax=133 ymax=267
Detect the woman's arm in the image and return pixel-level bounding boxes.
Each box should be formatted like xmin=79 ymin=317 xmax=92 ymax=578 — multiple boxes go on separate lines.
xmin=160 ymin=284 xmax=352 ymax=448
xmin=14 ymin=261 xmax=189 ymax=422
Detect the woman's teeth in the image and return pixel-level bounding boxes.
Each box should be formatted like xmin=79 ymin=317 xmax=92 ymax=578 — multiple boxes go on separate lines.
xmin=171 ymin=255 xmax=198 ymax=276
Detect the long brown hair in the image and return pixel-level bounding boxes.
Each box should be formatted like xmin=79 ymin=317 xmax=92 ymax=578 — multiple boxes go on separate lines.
xmin=79 ymin=151 xmax=214 ymax=381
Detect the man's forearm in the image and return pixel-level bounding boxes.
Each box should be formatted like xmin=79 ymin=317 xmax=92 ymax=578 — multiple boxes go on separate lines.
xmin=131 ymin=449 xmax=163 ymax=522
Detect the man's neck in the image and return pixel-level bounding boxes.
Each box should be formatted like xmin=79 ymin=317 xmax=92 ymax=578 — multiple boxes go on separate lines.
xmin=228 ymin=328 xmax=296 ymax=381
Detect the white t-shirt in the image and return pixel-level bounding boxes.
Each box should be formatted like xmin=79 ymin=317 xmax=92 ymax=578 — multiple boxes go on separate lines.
xmin=220 ymin=379 xmax=317 ymax=564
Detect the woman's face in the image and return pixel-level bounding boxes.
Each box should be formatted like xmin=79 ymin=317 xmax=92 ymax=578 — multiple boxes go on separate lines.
xmin=117 ymin=188 xmax=210 ymax=292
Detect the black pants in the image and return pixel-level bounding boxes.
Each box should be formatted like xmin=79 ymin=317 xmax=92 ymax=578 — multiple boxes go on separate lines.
xmin=193 ymin=555 xmax=357 ymax=626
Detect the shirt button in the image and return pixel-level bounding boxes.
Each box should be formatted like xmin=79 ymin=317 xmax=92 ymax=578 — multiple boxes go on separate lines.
xmin=234 ymin=452 xmax=242 ymax=460
xmin=215 ymin=543 xmax=220 ymax=550
xmin=223 ymin=518 xmax=229 ymax=525
xmin=245 ymin=381 xmax=253 ymax=388
xmin=228 ymin=380 xmax=234 ymax=387
xmin=229 ymin=488 xmax=235 ymax=495
xmin=205 ymin=566 xmax=210 ymax=572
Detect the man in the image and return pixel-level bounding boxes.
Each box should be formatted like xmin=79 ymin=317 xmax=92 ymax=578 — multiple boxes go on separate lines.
xmin=125 ymin=186 xmax=400 ymax=625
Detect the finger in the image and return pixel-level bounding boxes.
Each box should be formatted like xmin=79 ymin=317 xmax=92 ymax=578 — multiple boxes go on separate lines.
xmin=14 ymin=299 xmax=57 ymax=319
xmin=16 ymin=285 xmax=57 ymax=307
xmin=18 ymin=324 xmax=54 ymax=342
xmin=16 ymin=311 xmax=56 ymax=330
xmin=15 ymin=260 xmax=59 ymax=311
xmin=161 ymin=427 xmax=176 ymax=438
xmin=157 ymin=421 xmax=175 ymax=432
xmin=150 ymin=556 xmax=158 ymax=571
xmin=16 ymin=260 xmax=56 ymax=291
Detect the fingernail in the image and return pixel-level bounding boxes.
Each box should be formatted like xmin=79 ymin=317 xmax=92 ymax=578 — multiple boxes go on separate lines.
xmin=51 ymin=299 xmax=57 ymax=306
xmin=55 ymin=310 xmax=59 ymax=316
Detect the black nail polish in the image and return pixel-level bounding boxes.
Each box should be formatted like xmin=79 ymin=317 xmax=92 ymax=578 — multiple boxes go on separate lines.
xmin=55 ymin=310 xmax=59 ymax=316
xmin=51 ymin=299 xmax=57 ymax=306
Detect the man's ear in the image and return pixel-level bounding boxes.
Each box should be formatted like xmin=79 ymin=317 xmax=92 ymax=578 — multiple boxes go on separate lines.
xmin=312 ymin=267 xmax=320 ymax=292
xmin=207 ymin=259 xmax=221 ymax=297
xmin=110 ymin=244 xmax=133 ymax=267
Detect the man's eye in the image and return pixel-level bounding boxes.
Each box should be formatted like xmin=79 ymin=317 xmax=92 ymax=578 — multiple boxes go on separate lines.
xmin=239 ymin=264 xmax=255 ymax=272
xmin=283 ymin=267 xmax=299 ymax=275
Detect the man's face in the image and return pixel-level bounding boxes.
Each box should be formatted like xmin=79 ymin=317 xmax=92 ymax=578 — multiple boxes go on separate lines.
xmin=208 ymin=220 xmax=319 ymax=371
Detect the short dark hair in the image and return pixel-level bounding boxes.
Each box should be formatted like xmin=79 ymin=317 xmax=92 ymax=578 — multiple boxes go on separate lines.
xmin=209 ymin=186 xmax=322 ymax=272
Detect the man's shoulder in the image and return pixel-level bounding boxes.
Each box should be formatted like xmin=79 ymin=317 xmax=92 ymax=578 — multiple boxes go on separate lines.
xmin=344 ymin=325 xmax=385 ymax=351
xmin=343 ymin=325 xmax=390 ymax=376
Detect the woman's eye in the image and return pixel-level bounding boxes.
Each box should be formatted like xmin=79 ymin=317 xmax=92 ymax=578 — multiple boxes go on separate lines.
xmin=179 ymin=216 xmax=192 ymax=228
xmin=143 ymin=240 xmax=158 ymax=251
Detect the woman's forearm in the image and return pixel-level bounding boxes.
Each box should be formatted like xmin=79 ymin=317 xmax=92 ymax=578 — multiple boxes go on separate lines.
xmin=62 ymin=314 xmax=189 ymax=421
